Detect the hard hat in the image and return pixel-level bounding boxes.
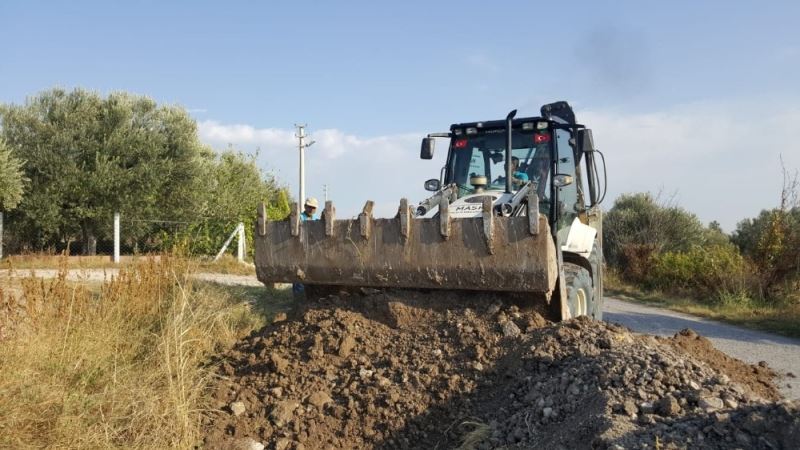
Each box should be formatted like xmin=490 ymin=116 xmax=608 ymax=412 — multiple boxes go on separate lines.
xmin=305 ymin=197 xmax=319 ymax=208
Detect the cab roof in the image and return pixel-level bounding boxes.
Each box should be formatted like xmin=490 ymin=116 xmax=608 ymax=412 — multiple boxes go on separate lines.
xmin=449 ymin=101 xmax=579 ymax=131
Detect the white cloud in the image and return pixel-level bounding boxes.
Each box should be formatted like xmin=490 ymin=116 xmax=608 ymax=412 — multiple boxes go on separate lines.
xmin=198 ymin=120 xmax=295 ymax=147
xmin=198 ymin=102 xmax=800 ymax=231
xmin=583 ymin=102 xmax=800 ymax=231
xmin=197 ymin=121 xmax=438 ymax=218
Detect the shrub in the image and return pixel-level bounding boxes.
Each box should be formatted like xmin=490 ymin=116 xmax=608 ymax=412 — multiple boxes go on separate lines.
xmin=646 ymin=244 xmax=752 ymax=303
xmin=604 ymin=192 xmax=708 ymax=275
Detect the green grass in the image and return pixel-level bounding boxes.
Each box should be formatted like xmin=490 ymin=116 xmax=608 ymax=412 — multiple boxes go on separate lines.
xmin=605 ymin=271 xmax=800 ymax=339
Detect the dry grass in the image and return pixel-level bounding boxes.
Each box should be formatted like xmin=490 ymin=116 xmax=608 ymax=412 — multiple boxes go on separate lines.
xmin=454 ymin=420 xmax=491 ymax=450
xmin=605 ymin=270 xmax=800 ymax=339
xmin=194 ymin=254 xmax=256 ymax=276
xmin=2 ymin=253 xmax=256 ymax=276
xmin=0 ymin=256 xmax=274 ymax=448
xmin=1 ymin=253 xmax=155 ymax=270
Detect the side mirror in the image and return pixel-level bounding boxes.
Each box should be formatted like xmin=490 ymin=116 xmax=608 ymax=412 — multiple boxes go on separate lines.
xmin=553 ymin=174 xmax=574 ymax=188
xmin=420 ymin=137 xmax=435 ymax=160
xmin=577 ymin=128 xmax=595 ymax=152
xmin=424 ymin=178 xmax=441 ymax=192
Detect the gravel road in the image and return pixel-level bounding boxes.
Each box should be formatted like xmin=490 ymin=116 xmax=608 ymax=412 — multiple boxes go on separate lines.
xmin=605 ymin=296 xmax=800 ymax=400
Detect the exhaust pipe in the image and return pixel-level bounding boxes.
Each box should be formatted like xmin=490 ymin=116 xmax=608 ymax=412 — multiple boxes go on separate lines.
xmin=505 ymin=109 xmax=517 ymax=194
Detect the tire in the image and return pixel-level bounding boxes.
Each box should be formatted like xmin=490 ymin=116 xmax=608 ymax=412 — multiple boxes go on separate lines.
xmin=563 ymin=262 xmax=595 ymax=319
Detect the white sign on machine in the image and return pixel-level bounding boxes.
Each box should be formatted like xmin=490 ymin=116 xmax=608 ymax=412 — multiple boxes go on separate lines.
xmin=448 ymin=192 xmax=512 ymax=218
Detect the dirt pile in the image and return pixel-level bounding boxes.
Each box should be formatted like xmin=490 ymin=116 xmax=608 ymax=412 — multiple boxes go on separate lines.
xmin=202 ymin=290 xmax=797 ymax=449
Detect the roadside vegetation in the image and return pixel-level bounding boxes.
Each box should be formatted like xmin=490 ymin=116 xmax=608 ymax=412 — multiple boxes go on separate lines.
xmin=0 ymin=87 xmax=290 ymax=258
xmin=604 ymin=170 xmax=800 ymax=338
xmin=0 ymin=137 xmax=26 ymax=213
xmin=0 ymin=256 xmax=288 ymax=448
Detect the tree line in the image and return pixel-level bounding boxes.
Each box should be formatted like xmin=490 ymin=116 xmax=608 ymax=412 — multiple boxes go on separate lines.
xmin=604 ymin=177 xmax=800 ymax=305
xmin=0 ymin=88 xmax=289 ymax=256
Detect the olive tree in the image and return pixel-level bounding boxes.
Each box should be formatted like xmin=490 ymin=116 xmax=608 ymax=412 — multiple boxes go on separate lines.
xmin=169 ymin=150 xmax=290 ymax=256
xmin=0 ymin=138 xmax=26 ymax=211
xmin=0 ymin=88 xmax=210 ymax=254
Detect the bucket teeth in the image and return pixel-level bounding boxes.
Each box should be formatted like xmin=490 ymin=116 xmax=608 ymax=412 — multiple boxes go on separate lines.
xmin=359 ymin=200 xmax=374 ymax=239
xmin=527 ymin=191 xmax=540 ymax=235
xmin=482 ymin=196 xmax=495 ymax=254
xmin=323 ymin=200 xmax=335 ymax=236
xmin=399 ymin=198 xmax=411 ymax=238
xmin=257 ymin=202 xmax=267 ymax=236
xmin=439 ymin=196 xmax=450 ymax=239
xmin=290 ymin=202 xmax=301 ymax=237
xmin=254 ymin=199 xmax=559 ymax=295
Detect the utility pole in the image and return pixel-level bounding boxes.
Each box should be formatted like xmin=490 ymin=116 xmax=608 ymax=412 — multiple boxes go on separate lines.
xmin=294 ymin=124 xmax=315 ymax=204
xmin=323 ymin=184 xmax=329 ymax=202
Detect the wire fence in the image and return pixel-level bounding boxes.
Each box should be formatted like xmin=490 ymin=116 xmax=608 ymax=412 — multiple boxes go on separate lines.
xmin=0 ymin=211 xmax=247 ymax=263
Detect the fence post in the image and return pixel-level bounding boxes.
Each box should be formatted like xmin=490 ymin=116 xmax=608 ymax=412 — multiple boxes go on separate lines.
xmin=236 ymin=222 xmax=245 ymax=262
xmin=113 ymin=212 xmax=120 ymax=264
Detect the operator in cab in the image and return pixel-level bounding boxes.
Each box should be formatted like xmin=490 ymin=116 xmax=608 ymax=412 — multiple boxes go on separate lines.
xmin=492 ymin=156 xmax=529 ymax=190
xmin=510 ymin=157 xmax=529 ymax=188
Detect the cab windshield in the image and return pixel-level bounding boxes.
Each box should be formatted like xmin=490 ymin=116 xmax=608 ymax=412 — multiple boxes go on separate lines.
xmin=446 ymin=129 xmax=552 ymax=199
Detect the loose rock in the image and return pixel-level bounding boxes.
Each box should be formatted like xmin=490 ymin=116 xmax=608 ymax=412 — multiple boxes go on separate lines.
xmin=229 ymin=401 xmax=246 ymax=417
xmin=307 ymin=391 xmax=333 ymax=409
xmin=202 ymin=290 xmax=793 ymax=450
xmin=270 ymin=400 xmax=300 ymax=427
xmin=501 ymin=320 xmax=521 ymax=338
xmin=655 ymin=394 xmax=681 ymax=417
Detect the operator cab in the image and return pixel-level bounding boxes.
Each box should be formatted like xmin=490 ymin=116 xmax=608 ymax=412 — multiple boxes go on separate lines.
xmin=446 ymin=118 xmax=554 ymax=203
xmin=419 ymin=101 xmax=605 ymax=247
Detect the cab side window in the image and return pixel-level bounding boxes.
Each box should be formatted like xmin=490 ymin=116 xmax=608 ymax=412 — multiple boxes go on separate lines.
xmin=555 ymin=128 xmax=580 ymax=228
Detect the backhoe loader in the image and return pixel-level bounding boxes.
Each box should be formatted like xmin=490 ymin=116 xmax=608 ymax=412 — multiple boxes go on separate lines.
xmin=254 ymin=101 xmax=607 ymax=320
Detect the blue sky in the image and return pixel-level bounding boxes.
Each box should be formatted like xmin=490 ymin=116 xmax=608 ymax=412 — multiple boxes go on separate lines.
xmin=2 ymin=1 xmax=799 ymax=229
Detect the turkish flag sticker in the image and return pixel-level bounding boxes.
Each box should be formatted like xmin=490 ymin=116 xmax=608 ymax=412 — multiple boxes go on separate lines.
xmin=534 ymin=133 xmax=551 ymax=144
xmin=454 ymin=139 xmax=468 ymax=148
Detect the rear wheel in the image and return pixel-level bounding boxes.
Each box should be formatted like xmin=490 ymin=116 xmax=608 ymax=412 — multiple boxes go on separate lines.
xmin=563 ymin=262 xmax=595 ymax=319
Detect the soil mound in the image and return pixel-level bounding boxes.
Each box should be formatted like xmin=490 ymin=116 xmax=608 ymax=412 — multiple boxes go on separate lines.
xmin=663 ymin=328 xmax=780 ymax=401
xmin=202 ymin=290 xmax=796 ymax=450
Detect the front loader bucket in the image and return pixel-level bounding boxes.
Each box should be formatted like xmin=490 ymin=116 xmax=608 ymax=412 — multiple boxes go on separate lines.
xmin=254 ymin=198 xmax=558 ymax=296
